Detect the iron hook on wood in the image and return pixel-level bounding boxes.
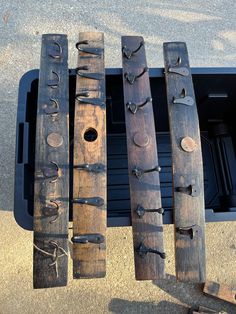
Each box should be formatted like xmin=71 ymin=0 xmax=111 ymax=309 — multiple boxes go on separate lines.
xmin=72 ymin=197 xmax=105 ymax=207
xmin=47 ymin=71 xmax=60 ymax=89
xmin=136 ymin=243 xmax=166 ymax=259
xmin=76 ymin=40 xmax=102 ymax=56
xmin=173 ymin=88 xmax=194 ymax=106
xmin=71 ymin=233 xmax=105 ymax=244
xmin=43 ymin=98 xmax=60 ymax=115
xmin=176 ymin=224 xmax=202 ymax=239
xmin=74 ymin=163 xmax=106 ymax=173
xmin=126 ymin=97 xmax=152 ymax=114
xmin=136 ymin=205 xmax=164 ymax=218
xmin=124 ymin=67 xmax=148 ymax=84
xmin=42 ymin=161 xmax=59 ymax=182
xmin=175 ymin=184 xmax=200 ymax=197
xmin=122 ymin=40 xmax=144 ymax=59
xmin=48 ymin=42 xmax=62 ymax=60
xmin=42 ymin=200 xmax=60 ymax=224
xmin=132 ymin=165 xmax=161 ymax=180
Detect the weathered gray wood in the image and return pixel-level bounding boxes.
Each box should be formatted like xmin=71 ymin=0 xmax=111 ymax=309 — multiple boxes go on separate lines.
xmin=204 ymin=280 xmax=236 ymax=305
xmin=122 ymin=36 xmax=165 ymax=280
xmin=73 ymin=32 xmax=107 ymax=279
xmin=33 ymin=34 xmax=69 ymax=288
xmin=163 ymin=42 xmax=206 ymax=282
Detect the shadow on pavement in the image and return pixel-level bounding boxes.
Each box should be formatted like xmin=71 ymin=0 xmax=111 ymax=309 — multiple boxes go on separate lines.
xmin=152 ymin=274 xmax=235 ymax=314
xmin=109 ymin=298 xmax=187 ymax=314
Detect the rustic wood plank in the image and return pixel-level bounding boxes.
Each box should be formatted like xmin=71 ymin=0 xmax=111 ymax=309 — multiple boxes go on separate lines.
xmin=204 ymin=280 xmax=236 ymax=305
xmin=33 ymin=34 xmax=69 ymax=288
xmin=73 ymin=32 xmax=106 ymax=278
xmin=189 ymin=305 xmax=223 ymax=313
xmin=198 ymin=305 xmax=218 ymax=313
xmin=163 ymin=42 xmax=206 ymax=282
xmin=122 ymin=36 xmax=165 ymax=280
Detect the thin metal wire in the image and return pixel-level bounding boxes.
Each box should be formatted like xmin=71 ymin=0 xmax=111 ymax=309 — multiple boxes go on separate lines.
xmin=34 ymin=240 xmax=68 ymax=278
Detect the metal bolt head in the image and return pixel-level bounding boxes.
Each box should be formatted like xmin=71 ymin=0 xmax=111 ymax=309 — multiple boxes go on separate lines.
xmin=47 ymin=133 xmax=63 ymax=148
xmin=133 ymin=132 xmax=150 ymax=147
xmin=180 ymin=136 xmax=197 ymax=152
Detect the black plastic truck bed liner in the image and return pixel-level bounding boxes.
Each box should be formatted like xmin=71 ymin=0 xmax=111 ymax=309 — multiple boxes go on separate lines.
xmin=14 ymin=68 xmax=236 ymax=230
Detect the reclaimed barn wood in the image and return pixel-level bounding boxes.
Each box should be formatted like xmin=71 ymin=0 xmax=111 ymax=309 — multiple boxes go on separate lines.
xmin=73 ymin=32 xmax=106 ymax=278
xmin=204 ymin=280 xmax=236 ymax=305
xmin=122 ymin=36 xmax=165 ymax=280
xmin=163 ymin=42 xmax=206 ymax=282
xmin=33 ymin=34 xmax=69 ymax=288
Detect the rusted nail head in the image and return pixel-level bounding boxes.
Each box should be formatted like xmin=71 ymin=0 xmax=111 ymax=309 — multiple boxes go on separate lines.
xmin=47 ymin=133 xmax=63 ymax=148
xmin=133 ymin=132 xmax=150 ymax=147
xmin=180 ymin=136 xmax=197 ymax=152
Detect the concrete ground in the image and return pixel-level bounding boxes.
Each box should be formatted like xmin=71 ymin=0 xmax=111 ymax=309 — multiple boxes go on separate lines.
xmin=0 ymin=1 xmax=236 ymax=313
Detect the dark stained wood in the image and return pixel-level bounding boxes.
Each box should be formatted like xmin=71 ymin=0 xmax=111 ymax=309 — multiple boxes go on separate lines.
xmin=122 ymin=36 xmax=165 ymax=280
xmin=189 ymin=305 xmax=219 ymax=313
xmin=204 ymin=280 xmax=236 ymax=305
xmin=33 ymin=34 xmax=69 ymax=288
xmin=163 ymin=42 xmax=206 ymax=282
xmin=73 ymin=32 xmax=106 ymax=278
xmin=198 ymin=306 xmax=216 ymax=313
xmin=198 ymin=305 xmax=219 ymax=313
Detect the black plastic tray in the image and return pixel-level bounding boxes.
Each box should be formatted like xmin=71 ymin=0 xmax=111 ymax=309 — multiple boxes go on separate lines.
xmin=14 ymin=68 xmax=236 ymax=230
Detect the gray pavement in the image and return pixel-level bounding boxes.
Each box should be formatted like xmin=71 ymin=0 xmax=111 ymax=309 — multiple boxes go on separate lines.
xmin=0 ymin=1 xmax=236 ymax=313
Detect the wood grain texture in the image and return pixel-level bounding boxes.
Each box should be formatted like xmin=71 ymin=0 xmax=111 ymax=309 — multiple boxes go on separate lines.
xmin=73 ymin=32 xmax=106 ymax=278
xmin=33 ymin=34 xmax=69 ymax=288
xmin=204 ymin=280 xmax=236 ymax=305
xmin=163 ymin=42 xmax=206 ymax=282
xmin=122 ymin=36 xmax=165 ymax=280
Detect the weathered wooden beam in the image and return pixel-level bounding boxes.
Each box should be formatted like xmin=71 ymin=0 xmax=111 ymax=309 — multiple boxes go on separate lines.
xmin=73 ymin=32 xmax=106 ymax=279
xmin=189 ymin=305 xmax=220 ymax=313
xmin=204 ymin=280 xmax=236 ymax=305
xmin=198 ymin=306 xmax=218 ymax=313
xmin=122 ymin=36 xmax=165 ymax=280
xmin=33 ymin=34 xmax=69 ymax=288
xmin=163 ymin=42 xmax=206 ymax=282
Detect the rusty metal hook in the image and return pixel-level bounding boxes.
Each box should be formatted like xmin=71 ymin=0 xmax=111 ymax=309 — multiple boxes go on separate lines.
xmin=124 ymin=67 xmax=148 ymax=84
xmin=122 ymin=40 xmax=144 ymax=59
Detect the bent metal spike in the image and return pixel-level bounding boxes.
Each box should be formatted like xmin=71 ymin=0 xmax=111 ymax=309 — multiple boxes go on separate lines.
xmin=73 ymin=32 xmax=107 ymax=279
xmin=163 ymin=42 xmax=206 ymax=282
xmin=33 ymin=34 xmax=69 ymax=289
xmin=122 ymin=36 xmax=165 ymax=280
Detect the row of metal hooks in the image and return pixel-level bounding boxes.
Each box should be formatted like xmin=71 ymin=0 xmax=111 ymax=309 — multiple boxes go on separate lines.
xmin=123 ymin=40 xmax=165 ymax=259
xmin=41 ymin=41 xmax=64 ymax=224
xmin=166 ymin=55 xmax=201 ymax=240
xmin=168 ymin=56 xmax=194 ymax=106
xmin=34 ymin=38 xmax=67 ymax=279
xmin=71 ymin=39 xmax=105 ymax=245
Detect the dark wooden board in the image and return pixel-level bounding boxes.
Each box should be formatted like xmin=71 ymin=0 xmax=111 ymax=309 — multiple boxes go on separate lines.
xmin=198 ymin=306 xmax=218 ymax=313
xmin=204 ymin=280 xmax=236 ymax=305
xmin=73 ymin=32 xmax=107 ymax=279
xmin=122 ymin=36 xmax=165 ymax=280
xmin=163 ymin=42 xmax=206 ymax=282
xmin=33 ymin=34 xmax=69 ymax=288
xmin=189 ymin=305 xmax=219 ymax=313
